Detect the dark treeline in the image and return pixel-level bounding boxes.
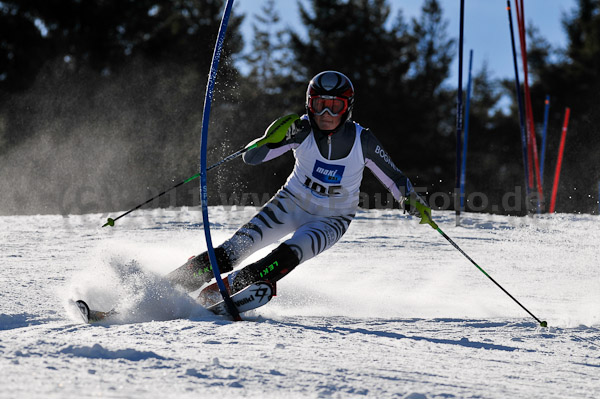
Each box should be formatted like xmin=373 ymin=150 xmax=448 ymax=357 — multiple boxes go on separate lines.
xmin=1 ymin=0 xmax=599 ymax=216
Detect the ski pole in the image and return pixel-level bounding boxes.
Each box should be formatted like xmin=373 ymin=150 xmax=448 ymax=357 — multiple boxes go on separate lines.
xmin=434 ymin=225 xmax=547 ymax=327
xmin=409 ymin=199 xmax=547 ymax=327
xmin=102 ymin=149 xmax=245 ymax=227
xmin=102 ymin=114 xmax=299 ymax=227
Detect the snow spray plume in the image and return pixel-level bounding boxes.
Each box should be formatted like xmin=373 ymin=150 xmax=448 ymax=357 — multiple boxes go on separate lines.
xmin=413 ymin=200 xmax=548 ymax=327
xmin=64 ymin=249 xmax=202 ymax=324
xmin=0 ymin=56 xmax=218 ymax=216
xmin=102 ymin=114 xmax=299 ymax=227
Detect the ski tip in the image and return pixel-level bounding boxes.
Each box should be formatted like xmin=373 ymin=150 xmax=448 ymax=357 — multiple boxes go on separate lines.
xmin=540 ymin=320 xmax=548 ymax=328
xmin=75 ymin=300 xmax=90 ymax=324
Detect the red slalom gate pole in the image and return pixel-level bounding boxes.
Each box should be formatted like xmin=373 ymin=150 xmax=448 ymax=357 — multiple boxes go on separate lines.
xmin=506 ymin=1 xmax=530 ymax=195
xmin=515 ymin=0 xmax=544 ymax=209
xmin=549 ymin=108 xmax=571 ymax=213
xmin=513 ymin=1 xmax=533 ymax=192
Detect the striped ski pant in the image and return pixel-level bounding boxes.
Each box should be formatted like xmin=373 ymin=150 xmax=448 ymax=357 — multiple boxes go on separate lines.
xmin=221 ymin=189 xmax=354 ymax=267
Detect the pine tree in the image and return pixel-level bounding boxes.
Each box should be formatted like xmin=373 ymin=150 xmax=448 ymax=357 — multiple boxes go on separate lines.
xmin=404 ymin=0 xmax=455 ymax=185
xmin=244 ymin=0 xmax=294 ymax=95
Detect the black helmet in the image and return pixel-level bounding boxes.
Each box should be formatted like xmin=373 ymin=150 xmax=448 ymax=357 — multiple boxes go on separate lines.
xmin=306 ymin=71 xmax=355 ymax=131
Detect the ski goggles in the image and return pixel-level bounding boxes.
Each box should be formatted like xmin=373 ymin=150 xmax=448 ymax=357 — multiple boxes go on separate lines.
xmin=308 ymin=95 xmax=349 ymax=116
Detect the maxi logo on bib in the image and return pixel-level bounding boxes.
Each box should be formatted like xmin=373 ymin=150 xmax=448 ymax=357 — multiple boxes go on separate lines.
xmin=312 ymin=160 xmax=345 ymax=184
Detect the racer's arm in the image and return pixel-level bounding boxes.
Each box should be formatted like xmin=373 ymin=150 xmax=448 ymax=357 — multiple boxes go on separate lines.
xmin=361 ymin=129 xmax=414 ymax=201
xmin=243 ymin=116 xmax=311 ymax=165
xmin=361 ymin=129 xmax=433 ymax=225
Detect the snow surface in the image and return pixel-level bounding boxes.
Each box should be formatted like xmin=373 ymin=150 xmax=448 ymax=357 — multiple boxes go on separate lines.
xmin=1 ymin=207 xmax=599 ymax=398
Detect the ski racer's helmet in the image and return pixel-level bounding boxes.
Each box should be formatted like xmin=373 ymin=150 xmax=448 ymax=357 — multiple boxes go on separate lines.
xmin=306 ymin=71 xmax=355 ymax=131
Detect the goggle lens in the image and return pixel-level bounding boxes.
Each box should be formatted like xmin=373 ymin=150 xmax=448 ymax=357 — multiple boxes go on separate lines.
xmin=309 ymin=96 xmax=348 ymax=116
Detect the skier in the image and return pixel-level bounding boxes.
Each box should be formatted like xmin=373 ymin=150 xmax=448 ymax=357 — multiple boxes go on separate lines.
xmin=168 ymin=70 xmax=432 ymax=304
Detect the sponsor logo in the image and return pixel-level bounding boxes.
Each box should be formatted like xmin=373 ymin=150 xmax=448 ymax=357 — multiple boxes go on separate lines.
xmin=260 ymin=260 xmax=278 ymax=278
xmin=235 ymin=295 xmax=254 ymax=307
xmin=194 ymin=265 xmax=212 ymax=278
xmin=312 ymin=160 xmax=345 ymax=184
xmin=232 ymin=284 xmax=271 ymax=307
xmin=192 ymin=255 xmax=212 ymax=278
xmin=375 ymin=145 xmax=400 ymax=172
xmin=251 ymin=285 xmax=271 ymax=303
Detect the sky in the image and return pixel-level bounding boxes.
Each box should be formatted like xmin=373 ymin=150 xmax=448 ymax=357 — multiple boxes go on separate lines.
xmin=234 ymin=0 xmax=578 ymax=84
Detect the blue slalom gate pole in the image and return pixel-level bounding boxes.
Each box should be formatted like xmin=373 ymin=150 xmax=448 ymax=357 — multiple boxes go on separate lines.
xmin=540 ymin=95 xmax=550 ymax=186
xmin=455 ymin=0 xmax=465 ymax=226
xmin=460 ymin=49 xmax=473 ymax=213
xmin=198 ymin=0 xmax=241 ymax=321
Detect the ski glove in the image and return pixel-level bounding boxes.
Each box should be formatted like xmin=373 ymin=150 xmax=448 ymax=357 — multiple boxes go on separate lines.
xmin=286 ymin=118 xmax=311 ymax=141
xmin=254 ymin=114 xmax=300 ymax=148
xmin=405 ymin=193 xmax=437 ymax=229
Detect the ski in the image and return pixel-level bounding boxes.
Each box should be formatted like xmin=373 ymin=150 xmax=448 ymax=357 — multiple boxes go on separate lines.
xmin=74 ymin=281 xmax=274 ymax=324
xmin=207 ymin=281 xmax=274 ymax=316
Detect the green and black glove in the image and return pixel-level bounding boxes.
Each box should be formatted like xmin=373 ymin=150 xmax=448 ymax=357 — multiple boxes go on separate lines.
xmin=405 ymin=193 xmax=437 ymax=229
xmin=253 ymin=114 xmax=300 ymax=148
xmin=285 ymin=118 xmax=311 ymax=141
xmin=251 ymin=114 xmax=312 ymax=150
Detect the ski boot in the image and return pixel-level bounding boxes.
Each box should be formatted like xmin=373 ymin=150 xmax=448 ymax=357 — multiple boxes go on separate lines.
xmin=197 ymin=243 xmax=298 ymax=305
xmin=166 ymin=247 xmax=233 ymax=292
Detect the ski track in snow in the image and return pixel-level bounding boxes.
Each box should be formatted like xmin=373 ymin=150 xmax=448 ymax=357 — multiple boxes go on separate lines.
xmin=1 ymin=207 xmax=599 ymax=398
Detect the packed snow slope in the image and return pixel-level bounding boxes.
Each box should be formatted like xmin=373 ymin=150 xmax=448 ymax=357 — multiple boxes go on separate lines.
xmin=1 ymin=207 xmax=599 ymax=399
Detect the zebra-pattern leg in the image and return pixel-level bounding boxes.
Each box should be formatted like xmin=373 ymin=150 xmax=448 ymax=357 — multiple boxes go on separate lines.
xmin=221 ymin=191 xmax=302 ymax=266
xmin=283 ymin=214 xmax=354 ymax=263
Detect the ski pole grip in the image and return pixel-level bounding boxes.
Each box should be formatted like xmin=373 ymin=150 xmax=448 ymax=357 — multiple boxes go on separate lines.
xmin=408 ymin=197 xmax=438 ymax=229
xmin=254 ymin=114 xmax=300 ymax=148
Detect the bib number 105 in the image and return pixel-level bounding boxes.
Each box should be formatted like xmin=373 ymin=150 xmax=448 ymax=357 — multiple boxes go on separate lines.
xmin=304 ymin=176 xmax=342 ymax=196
